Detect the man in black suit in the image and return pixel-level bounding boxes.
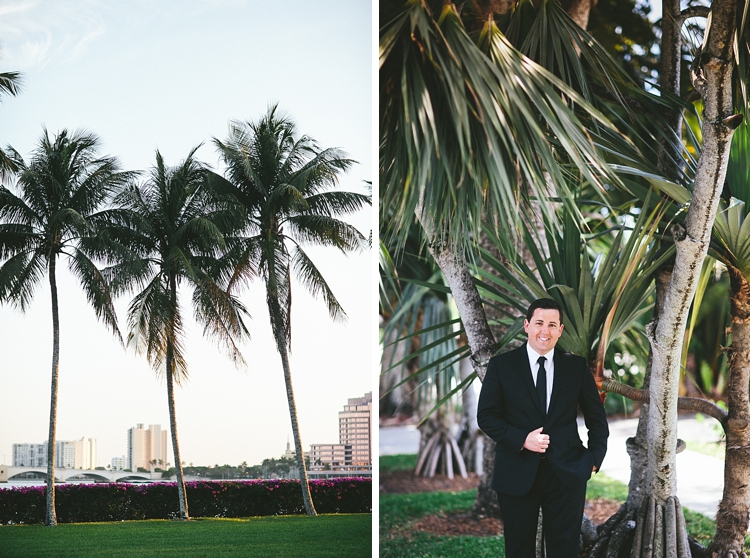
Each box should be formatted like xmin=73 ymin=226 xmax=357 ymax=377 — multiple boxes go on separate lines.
xmin=477 ymin=298 xmax=608 ymax=558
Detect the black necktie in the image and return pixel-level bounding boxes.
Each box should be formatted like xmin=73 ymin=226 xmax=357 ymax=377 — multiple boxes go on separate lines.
xmin=537 ymin=356 xmax=547 ymax=414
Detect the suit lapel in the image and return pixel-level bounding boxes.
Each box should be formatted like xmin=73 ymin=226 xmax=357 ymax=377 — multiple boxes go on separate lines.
xmin=517 ymin=344 xmax=545 ymax=417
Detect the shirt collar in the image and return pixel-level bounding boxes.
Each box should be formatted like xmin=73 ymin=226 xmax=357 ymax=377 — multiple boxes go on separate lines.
xmin=526 ymin=343 xmax=553 ymax=365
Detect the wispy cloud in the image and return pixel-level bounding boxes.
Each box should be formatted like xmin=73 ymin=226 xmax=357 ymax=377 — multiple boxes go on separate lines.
xmin=0 ymin=0 xmax=107 ymax=70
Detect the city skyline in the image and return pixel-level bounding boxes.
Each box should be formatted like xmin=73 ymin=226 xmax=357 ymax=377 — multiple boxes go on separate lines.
xmin=9 ymin=391 xmax=371 ymax=470
xmin=0 ymin=1 xmax=373 ymax=468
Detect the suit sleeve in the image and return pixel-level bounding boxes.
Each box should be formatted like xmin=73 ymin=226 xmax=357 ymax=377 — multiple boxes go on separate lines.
xmin=477 ymin=357 xmax=529 ymax=452
xmin=578 ymin=362 xmax=609 ymax=471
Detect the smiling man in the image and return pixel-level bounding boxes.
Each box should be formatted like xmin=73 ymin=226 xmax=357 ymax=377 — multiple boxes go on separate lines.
xmin=477 ymin=298 xmax=609 ymax=558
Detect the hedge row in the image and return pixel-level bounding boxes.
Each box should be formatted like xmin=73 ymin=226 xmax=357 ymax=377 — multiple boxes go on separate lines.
xmin=0 ymin=478 xmax=371 ymax=524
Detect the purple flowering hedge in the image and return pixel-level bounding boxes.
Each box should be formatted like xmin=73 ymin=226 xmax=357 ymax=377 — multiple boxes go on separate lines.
xmin=0 ymin=478 xmax=371 ymax=524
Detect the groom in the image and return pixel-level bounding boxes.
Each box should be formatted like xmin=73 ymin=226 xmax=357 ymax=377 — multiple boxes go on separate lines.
xmin=477 ymin=298 xmax=608 ymax=558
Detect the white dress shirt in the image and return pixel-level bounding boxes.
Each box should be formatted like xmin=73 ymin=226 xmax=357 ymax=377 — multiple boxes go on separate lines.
xmin=526 ymin=344 xmax=554 ymax=413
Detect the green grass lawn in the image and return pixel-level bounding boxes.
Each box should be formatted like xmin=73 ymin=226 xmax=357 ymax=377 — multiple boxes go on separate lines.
xmin=0 ymin=514 xmax=371 ymax=558
xmin=379 ymin=453 xmax=728 ymax=557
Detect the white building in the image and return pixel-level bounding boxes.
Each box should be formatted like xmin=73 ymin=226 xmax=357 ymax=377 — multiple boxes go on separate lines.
xmin=55 ymin=438 xmax=97 ymax=469
xmin=15 ymin=438 xmax=96 ymax=470
xmin=309 ymin=392 xmax=372 ymax=478
xmin=12 ymin=443 xmax=47 ymax=467
xmin=76 ymin=437 xmax=97 ymax=470
xmin=128 ymin=424 xmax=168 ymax=471
xmin=56 ymin=441 xmax=77 ymax=468
xmin=111 ymin=456 xmax=127 ymax=470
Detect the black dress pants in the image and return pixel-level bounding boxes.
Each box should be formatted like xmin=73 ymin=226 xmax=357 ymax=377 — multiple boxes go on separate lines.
xmin=496 ymin=459 xmax=587 ymax=558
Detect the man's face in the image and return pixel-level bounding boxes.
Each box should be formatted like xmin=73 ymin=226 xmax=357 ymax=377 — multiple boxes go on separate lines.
xmin=524 ymin=308 xmax=564 ymax=355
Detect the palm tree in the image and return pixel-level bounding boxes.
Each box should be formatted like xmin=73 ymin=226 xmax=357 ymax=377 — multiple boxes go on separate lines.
xmin=0 ymin=129 xmax=131 ymax=526
xmin=213 ymin=105 xmax=370 ymax=516
xmin=93 ymin=147 xmax=249 ymax=521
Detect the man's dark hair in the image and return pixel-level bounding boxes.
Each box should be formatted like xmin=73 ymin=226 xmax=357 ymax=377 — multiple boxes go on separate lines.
xmin=525 ymin=298 xmax=563 ymax=325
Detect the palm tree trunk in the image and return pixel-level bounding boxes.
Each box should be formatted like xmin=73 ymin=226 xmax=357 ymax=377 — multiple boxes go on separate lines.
xmin=269 ymin=296 xmax=317 ymax=516
xmin=45 ymin=256 xmax=60 ymax=527
xmin=166 ymin=364 xmax=189 ymax=520
xmin=167 ymin=274 xmax=189 ymax=521
xmin=415 ymin=211 xmax=496 ymax=380
xmin=706 ymin=267 xmax=750 ymax=556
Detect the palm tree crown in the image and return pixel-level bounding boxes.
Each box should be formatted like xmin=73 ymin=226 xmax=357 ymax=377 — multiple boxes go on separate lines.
xmin=214 ymin=105 xmax=370 ymax=345
xmin=0 ymin=128 xmax=129 ymax=328
xmin=102 ymin=148 xmax=248 ymax=378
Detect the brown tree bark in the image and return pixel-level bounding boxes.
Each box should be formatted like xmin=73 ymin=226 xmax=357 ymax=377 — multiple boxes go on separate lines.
xmin=561 ymin=0 xmax=597 ymax=30
xmin=706 ymin=267 xmax=750 ymax=557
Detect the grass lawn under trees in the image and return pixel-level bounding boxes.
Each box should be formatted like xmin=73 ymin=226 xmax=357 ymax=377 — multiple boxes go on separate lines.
xmin=379 ymin=454 xmax=728 ymax=557
xmin=0 ymin=514 xmax=371 ymax=557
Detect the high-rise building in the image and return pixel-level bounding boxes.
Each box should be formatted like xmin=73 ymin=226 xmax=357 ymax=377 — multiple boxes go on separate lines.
xmin=339 ymin=392 xmax=372 ymax=467
xmin=76 ymin=437 xmax=97 ymax=470
xmin=12 ymin=443 xmax=47 ymax=467
xmin=309 ymin=392 xmax=372 ymax=478
xmin=55 ymin=438 xmax=97 ymax=469
xmin=56 ymin=441 xmax=77 ymax=468
xmin=127 ymin=424 xmax=168 ymax=471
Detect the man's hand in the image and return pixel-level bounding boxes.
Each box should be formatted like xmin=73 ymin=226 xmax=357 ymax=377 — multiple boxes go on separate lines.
xmin=592 ymin=466 xmax=598 ymax=472
xmin=523 ymin=427 xmax=550 ymax=453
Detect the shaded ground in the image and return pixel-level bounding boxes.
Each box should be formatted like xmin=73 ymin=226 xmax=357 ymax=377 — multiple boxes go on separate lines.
xmin=381 ymin=470 xmax=621 ymax=537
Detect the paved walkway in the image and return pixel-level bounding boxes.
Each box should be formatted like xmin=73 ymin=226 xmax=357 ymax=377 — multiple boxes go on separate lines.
xmin=380 ymin=415 xmax=726 ymax=519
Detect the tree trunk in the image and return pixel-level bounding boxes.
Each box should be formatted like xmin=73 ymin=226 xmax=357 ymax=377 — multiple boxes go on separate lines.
xmin=628 ymin=258 xmax=672 ymax=512
xmin=45 ymin=256 xmax=60 ymax=527
xmin=416 ymin=213 xmax=496 ymax=381
xmin=590 ymin=1 xmax=740 ymax=555
xmin=166 ymin=358 xmax=189 ymax=520
xmin=562 ymin=0 xmax=596 ymax=30
xmin=639 ymin=0 xmax=739 ymax=554
xmin=649 ymin=0 xmax=738 ymax=502
xmin=416 ymin=211 xmax=500 ymax=514
xmin=269 ymin=296 xmax=317 ymax=516
xmin=167 ymin=273 xmax=189 ymax=520
xmin=706 ymin=267 xmax=750 ymax=557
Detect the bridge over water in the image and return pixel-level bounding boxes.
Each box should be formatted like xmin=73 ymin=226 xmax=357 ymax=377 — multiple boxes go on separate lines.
xmin=0 ymin=465 xmax=164 ymax=483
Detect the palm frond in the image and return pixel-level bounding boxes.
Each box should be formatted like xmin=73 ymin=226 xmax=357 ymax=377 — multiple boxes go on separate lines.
xmin=191 ymin=276 xmax=250 ymax=368
xmin=291 ymin=245 xmax=345 ymax=322
xmin=299 ymin=191 xmax=370 ymax=218
xmin=380 ymin=0 xmax=630 ymax=254
xmin=285 ymin=214 xmax=368 ymax=252
xmin=0 ymin=249 xmax=46 ymax=310
xmin=67 ymin=247 xmax=122 ymax=343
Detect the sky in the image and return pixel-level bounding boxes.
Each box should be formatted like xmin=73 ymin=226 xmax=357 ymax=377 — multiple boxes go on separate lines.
xmin=0 ymin=0 xmax=374 ymax=469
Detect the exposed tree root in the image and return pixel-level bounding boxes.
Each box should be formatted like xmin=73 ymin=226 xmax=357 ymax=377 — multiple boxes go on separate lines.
xmin=459 ymin=427 xmax=484 ymax=476
xmin=583 ymin=496 xmax=707 ymax=558
xmin=415 ymin=423 xmax=468 ymax=479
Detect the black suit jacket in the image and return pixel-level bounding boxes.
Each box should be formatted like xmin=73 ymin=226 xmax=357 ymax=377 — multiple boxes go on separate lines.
xmin=477 ymin=344 xmax=608 ymax=496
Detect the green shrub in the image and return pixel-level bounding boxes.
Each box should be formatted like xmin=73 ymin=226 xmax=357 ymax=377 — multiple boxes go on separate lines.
xmin=0 ymin=478 xmax=371 ymax=524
